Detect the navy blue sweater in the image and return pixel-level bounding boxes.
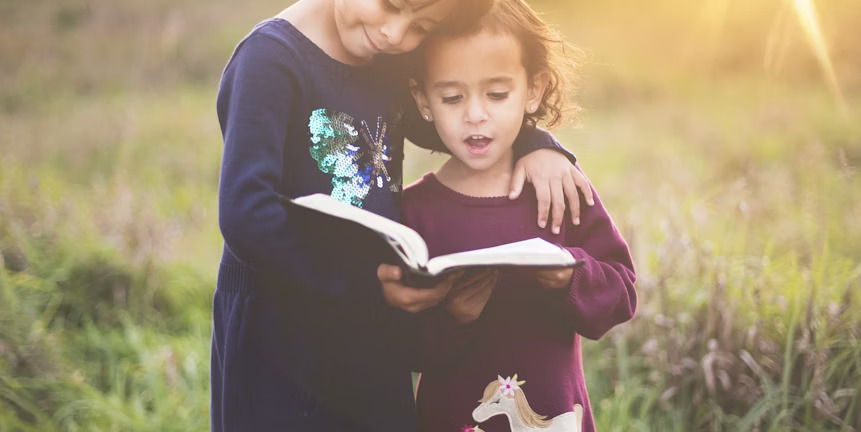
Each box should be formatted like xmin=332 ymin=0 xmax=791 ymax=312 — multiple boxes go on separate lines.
xmin=212 ymin=18 xmax=575 ymax=432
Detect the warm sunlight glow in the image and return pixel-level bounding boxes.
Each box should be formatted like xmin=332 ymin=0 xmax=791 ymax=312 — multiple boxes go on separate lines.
xmin=790 ymin=0 xmax=847 ymax=112
xmin=696 ymin=0 xmax=731 ymax=64
xmin=764 ymin=2 xmax=790 ymax=74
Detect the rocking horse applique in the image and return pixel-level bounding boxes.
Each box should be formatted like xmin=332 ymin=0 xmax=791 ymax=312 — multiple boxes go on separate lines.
xmin=469 ymin=375 xmax=584 ymax=432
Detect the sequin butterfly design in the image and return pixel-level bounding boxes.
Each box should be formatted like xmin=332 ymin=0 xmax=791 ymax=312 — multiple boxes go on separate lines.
xmin=308 ymin=108 xmax=400 ymax=207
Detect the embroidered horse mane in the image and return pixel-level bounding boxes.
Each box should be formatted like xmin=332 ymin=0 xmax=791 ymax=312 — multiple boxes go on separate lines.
xmin=478 ymin=378 xmax=551 ymax=428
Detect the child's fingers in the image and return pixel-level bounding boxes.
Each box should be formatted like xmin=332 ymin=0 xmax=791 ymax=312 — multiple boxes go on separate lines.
xmin=379 ymin=265 xmax=458 ymax=313
xmin=452 ymin=271 xmax=497 ymax=300
xmin=377 ymin=263 xmax=402 ymax=282
xmin=572 ymin=165 xmax=594 ymax=207
xmin=562 ymin=171 xmax=581 ymax=226
xmin=454 ymin=269 xmax=494 ymax=286
xmin=472 ymin=271 xmax=498 ymax=297
xmin=385 ymin=281 xmax=450 ymax=313
xmin=405 ymin=292 xmax=445 ymax=313
xmin=446 ymin=271 xmax=496 ymax=323
xmin=508 ymin=164 xmax=527 ymax=200
xmin=549 ymin=181 xmax=565 ymax=234
xmin=456 ymin=274 xmax=495 ymax=301
xmin=451 ymin=270 xmax=496 ymax=295
xmin=473 ymin=279 xmax=495 ymax=304
xmin=534 ymin=267 xmax=574 ymax=290
xmin=532 ymin=179 xmax=551 ymax=229
xmin=442 ymin=271 xmax=463 ymax=287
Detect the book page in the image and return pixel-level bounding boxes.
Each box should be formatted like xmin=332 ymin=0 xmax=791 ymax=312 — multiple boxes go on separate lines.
xmin=292 ymin=194 xmax=429 ymax=268
xmin=425 ymin=238 xmax=576 ymax=275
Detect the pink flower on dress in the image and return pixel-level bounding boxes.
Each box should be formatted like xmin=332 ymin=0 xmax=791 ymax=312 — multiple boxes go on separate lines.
xmin=498 ymin=375 xmax=521 ymax=397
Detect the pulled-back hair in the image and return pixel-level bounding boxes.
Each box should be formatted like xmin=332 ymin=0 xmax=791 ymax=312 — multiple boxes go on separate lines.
xmin=414 ymin=0 xmax=581 ymax=129
xmin=437 ymin=0 xmax=495 ymax=32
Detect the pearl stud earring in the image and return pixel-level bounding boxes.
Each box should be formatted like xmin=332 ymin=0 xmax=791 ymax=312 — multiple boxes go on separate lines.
xmin=530 ymin=105 xmax=536 ymax=112
xmin=423 ymin=115 xmax=430 ymax=121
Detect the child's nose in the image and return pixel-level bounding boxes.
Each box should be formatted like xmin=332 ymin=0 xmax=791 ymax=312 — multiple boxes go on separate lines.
xmin=380 ymin=18 xmax=409 ymax=48
xmin=464 ymin=99 xmax=489 ymax=124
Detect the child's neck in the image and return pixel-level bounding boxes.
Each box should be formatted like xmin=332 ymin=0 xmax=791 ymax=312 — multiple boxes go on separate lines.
xmin=435 ymin=153 xmax=514 ymax=198
xmin=276 ymin=0 xmax=368 ymax=65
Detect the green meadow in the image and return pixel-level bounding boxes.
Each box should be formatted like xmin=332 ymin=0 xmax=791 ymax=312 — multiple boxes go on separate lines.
xmin=1 ymin=0 xmax=859 ymax=430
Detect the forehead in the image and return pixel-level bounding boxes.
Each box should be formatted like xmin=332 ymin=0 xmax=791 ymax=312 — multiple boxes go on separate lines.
xmin=423 ymin=31 xmax=524 ymax=83
xmin=406 ymin=0 xmax=439 ymax=9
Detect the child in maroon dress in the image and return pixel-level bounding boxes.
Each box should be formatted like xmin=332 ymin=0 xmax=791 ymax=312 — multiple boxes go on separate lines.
xmin=394 ymin=1 xmax=637 ymax=430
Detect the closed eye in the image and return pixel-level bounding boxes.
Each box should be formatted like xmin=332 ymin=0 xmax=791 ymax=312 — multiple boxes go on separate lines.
xmin=441 ymin=95 xmax=462 ymax=104
xmin=488 ymin=92 xmax=509 ymax=101
xmin=411 ymin=23 xmax=430 ymax=34
xmin=381 ymin=0 xmax=400 ymax=12
xmin=490 ymin=398 xmax=501 ymax=405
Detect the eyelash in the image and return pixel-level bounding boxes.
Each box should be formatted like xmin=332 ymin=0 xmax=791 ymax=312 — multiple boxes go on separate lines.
xmin=440 ymin=92 xmax=510 ymax=104
xmin=381 ymin=0 xmax=400 ymax=12
xmin=441 ymin=95 xmax=462 ymax=104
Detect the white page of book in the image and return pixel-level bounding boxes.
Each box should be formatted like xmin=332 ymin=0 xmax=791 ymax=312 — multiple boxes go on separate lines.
xmin=424 ymin=238 xmax=576 ymax=275
xmin=292 ymin=194 xmax=430 ymax=268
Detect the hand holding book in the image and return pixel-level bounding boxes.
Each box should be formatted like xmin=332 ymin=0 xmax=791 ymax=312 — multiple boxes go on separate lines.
xmin=377 ymin=264 xmax=461 ymax=313
xmin=379 ymin=265 xmax=498 ymax=321
xmin=443 ymin=269 xmax=498 ymax=324
xmin=279 ymin=194 xmax=581 ymax=288
xmin=520 ymin=267 xmax=577 ymax=290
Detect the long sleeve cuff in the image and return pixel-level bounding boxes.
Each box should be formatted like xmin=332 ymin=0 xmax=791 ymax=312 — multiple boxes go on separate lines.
xmin=512 ymin=126 xmax=577 ymax=165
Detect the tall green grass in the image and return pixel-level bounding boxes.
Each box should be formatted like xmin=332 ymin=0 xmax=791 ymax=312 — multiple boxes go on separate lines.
xmin=2 ymin=0 xmax=860 ymax=430
xmin=0 ymin=86 xmax=219 ymax=431
xmin=564 ymin=87 xmax=861 ymax=431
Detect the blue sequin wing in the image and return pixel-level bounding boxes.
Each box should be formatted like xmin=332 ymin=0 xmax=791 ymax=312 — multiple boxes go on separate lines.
xmin=308 ymin=109 xmax=403 ymax=207
xmin=308 ymin=109 xmax=369 ymax=207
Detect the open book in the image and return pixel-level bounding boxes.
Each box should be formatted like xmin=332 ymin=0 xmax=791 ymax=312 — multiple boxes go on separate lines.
xmin=280 ymin=193 xmax=580 ymax=287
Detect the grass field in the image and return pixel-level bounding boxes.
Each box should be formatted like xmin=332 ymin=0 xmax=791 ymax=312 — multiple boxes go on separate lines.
xmin=1 ymin=0 xmax=859 ymax=430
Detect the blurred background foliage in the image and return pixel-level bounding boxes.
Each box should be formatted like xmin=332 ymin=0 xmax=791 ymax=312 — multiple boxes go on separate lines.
xmin=0 ymin=0 xmax=859 ymax=430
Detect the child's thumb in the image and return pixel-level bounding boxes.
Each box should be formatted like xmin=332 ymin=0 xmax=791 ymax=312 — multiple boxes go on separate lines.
xmin=377 ymin=264 xmax=402 ymax=281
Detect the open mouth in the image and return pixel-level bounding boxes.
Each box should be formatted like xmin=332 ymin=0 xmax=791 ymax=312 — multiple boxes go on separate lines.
xmin=464 ymin=135 xmax=492 ymax=155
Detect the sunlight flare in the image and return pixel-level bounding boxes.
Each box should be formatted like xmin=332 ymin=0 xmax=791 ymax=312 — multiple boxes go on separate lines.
xmin=790 ymin=0 xmax=847 ymax=112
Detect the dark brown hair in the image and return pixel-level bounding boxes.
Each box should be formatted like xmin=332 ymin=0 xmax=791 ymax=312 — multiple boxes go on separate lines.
xmin=436 ymin=0 xmax=495 ymax=32
xmin=414 ymin=0 xmax=581 ymax=130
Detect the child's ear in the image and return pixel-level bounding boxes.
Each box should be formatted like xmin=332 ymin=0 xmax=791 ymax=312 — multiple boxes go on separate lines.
xmin=525 ymin=70 xmax=550 ymax=114
xmin=409 ymin=78 xmax=433 ymax=122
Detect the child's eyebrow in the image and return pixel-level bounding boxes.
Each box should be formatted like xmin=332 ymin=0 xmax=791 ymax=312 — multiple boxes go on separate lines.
xmin=406 ymin=0 xmax=441 ymax=13
xmin=482 ymin=76 xmax=514 ymax=85
xmin=431 ymin=80 xmax=464 ymax=89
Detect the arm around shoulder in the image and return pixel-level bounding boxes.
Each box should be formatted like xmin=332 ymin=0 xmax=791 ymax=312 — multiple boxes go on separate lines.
xmin=513 ymin=126 xmax=577 ymax=164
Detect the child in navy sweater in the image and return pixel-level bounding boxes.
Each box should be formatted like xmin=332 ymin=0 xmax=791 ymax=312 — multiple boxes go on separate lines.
xmin=213 ymin=0 xmax=595 ymax=430
xmin=396 ymin=1 xmax=638 ymax=431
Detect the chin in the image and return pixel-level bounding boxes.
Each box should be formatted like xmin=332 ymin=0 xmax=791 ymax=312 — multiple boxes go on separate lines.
xmin=465 ymin=160 xmax=495 ymax=172
xmin=339 ymin=37 xmax=370 ymax=62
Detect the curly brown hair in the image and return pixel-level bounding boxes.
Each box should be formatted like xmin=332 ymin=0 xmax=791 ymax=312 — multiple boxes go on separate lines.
xmin=412 ymin=0 xmax=581 ymax=130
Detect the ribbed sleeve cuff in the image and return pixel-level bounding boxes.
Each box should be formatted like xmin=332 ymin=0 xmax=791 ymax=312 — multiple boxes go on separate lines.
xmin=216 ymin=262 xmax=255 ymax=295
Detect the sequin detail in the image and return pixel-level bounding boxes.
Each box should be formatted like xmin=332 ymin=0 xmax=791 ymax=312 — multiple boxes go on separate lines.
xmin=308 ymin=108 xmax=401 ymax=207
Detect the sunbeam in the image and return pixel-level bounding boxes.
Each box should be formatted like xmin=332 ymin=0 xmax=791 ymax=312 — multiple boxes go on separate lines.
xmin=790 ymin=0 xmax=847 ymax=113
